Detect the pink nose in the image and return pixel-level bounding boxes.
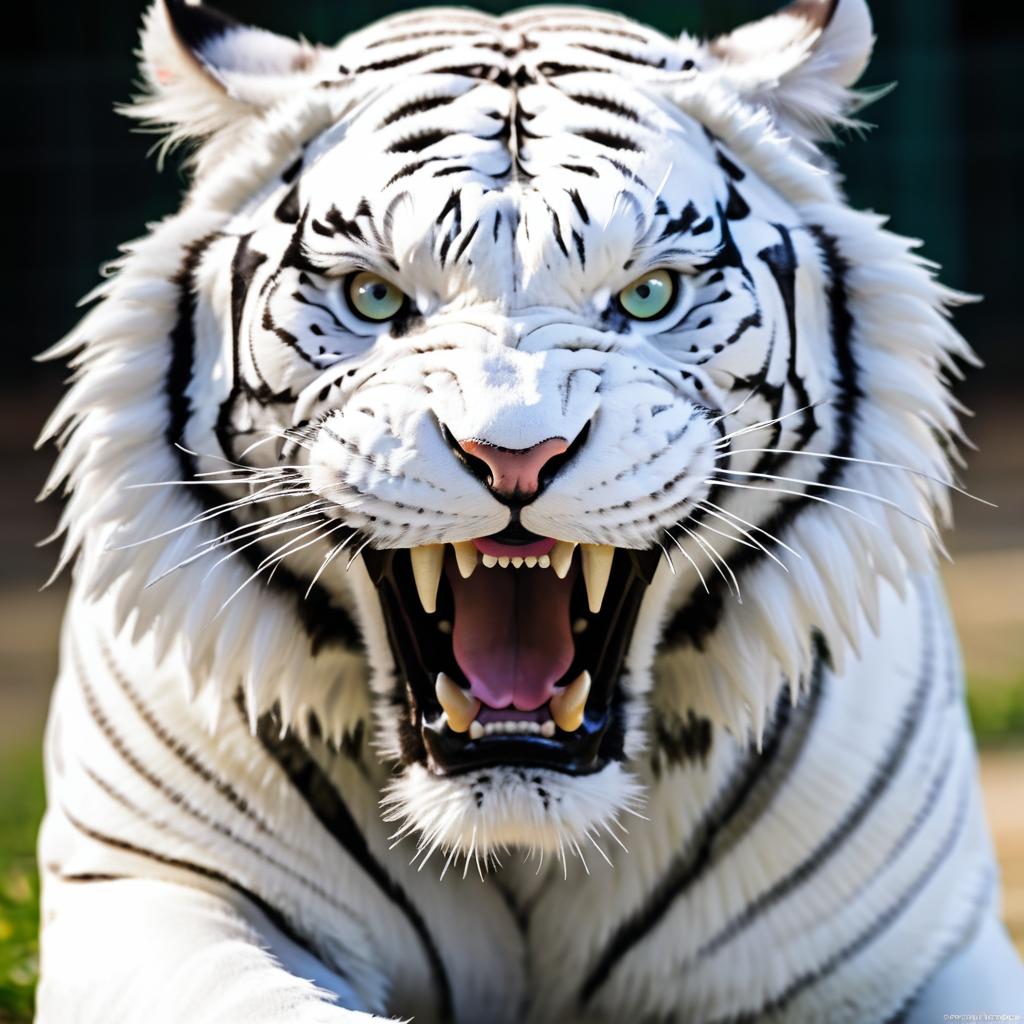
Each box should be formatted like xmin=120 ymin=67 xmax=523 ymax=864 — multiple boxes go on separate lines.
xmin=457 ymin=436 xmax=570 ymax=500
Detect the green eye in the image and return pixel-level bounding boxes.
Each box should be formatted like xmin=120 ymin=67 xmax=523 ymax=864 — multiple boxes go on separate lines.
xmin=347 ymin=271 xmax=406 ymax=322
xmin=618 ymin=269 xmax=676 ymax=320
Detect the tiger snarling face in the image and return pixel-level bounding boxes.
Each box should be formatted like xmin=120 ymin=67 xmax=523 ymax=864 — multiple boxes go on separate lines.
xmin=47 ymin=0 xmax=969 ymax=859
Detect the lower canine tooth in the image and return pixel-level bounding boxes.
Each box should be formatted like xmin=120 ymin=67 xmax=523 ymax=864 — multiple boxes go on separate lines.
xmin=581 ymin=544 xmax=614 ymax=613
xmin=452 ymin=541 xmax=479 ymax=579
xmin=550 ymin=541 xmax=577 ymax=579
xmin=435 ymin=672 xmax=480 ymax=733
xmin=411 ymin=544 xmax=445 ymax=614
xmin=549 ymin=670 xmax=591 ymax=732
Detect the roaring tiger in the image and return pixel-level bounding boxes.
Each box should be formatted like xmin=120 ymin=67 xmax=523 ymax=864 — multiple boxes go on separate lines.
xmin=35 ymin=0 xmax=1024 ymax=1020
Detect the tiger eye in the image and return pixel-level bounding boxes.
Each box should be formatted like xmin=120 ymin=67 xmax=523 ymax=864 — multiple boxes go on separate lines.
xmin=347 ymin=271 xmax=406 ymax=321
xmin=618 ymin=269 xmax=676 ymax=320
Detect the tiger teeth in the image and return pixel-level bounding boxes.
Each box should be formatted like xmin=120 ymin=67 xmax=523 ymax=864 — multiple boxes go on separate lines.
xmin=435 ymin=672 xmax=480 ymax=733
xmin=452 ymin=541 xmax=478 ymax=579
xmin=580 ymin=544 xmax=614 ymax=613
xmin=550 ymin=541 xmax=577 ymax=579
xmin=411 ymin=544 xmax=445 ymax=613
xmin=549 ymin=670 xmax=591 ymax=733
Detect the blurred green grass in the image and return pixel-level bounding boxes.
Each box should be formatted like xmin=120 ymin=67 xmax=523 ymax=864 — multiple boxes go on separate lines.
xmin=0 ymin=747 xmax=43 ymax=1024
xmin=0 ymin=685 xmax=1021 ymax=1022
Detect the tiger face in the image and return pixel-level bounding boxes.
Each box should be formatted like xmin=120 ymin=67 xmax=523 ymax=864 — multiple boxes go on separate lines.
xmin=47 ymin=0 xmax=968 ymax=858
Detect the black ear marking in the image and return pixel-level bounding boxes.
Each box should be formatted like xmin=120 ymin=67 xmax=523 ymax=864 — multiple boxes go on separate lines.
xmin=782 ymin=0 xmax=841 ymax=33
xmin=163 ymin=0 xmax=239 ymax=58
xmin=710 ymin=0 xmax=842 ymax=63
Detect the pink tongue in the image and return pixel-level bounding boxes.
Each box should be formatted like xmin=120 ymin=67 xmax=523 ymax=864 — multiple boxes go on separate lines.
xmin=447 ymin=558 xmax=576 ymax=711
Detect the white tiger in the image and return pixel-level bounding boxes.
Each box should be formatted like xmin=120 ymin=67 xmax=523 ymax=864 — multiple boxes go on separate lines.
xmin=35 ymin=0 xmax=1024 ymax=1021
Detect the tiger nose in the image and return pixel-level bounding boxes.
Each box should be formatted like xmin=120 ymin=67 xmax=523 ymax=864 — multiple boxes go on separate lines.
xmin=451 ymin=434 xmax=572 ymax=505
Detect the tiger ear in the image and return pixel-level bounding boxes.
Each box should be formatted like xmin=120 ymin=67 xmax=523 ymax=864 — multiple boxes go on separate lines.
xmin=708 ymin=0 xmax=875 ymax=140
xmin=127 ymin=0 xmax=320 ymax=151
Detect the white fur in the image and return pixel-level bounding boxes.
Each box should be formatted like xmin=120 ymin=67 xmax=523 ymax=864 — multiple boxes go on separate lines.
xmin=36 ymin=2 xmax=1024 ymax=1021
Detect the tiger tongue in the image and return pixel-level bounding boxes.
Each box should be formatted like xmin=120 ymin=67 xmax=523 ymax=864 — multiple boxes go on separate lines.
xmin=446 ymin=559 xmax=576 ymax=711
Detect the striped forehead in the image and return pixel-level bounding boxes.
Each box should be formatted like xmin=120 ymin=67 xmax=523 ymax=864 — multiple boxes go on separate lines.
xmin=287 ymin=7 xmax=767 ymax=304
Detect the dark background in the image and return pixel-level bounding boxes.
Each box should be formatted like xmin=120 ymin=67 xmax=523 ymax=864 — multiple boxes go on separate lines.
xmin=0 ymin=2 xmax=1022 ymax=1016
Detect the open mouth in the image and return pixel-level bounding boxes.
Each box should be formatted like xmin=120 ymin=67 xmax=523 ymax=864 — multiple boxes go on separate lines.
xmin=362 ymin=527 xmax=659 ymax=775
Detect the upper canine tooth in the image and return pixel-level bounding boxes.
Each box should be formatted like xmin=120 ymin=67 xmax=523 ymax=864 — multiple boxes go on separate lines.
xmin=435 ymin=672 xmax=480 ymax=733
xmin=452 ymin=541 xmax=478 ymax=579
xmin=549 ymin=670 xmax=591 ymax=733
xmin=581 ymin=544 xmax=614 ymax=613
xmin=410 ymin=544 xmax=444 ymax=613
xmin=550 ymin=541 xmax=577 ymax=579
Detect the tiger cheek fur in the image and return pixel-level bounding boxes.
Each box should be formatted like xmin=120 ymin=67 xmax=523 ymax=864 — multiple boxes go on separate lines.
xmin=35 ymin=1 xmax=1024 ymax=1022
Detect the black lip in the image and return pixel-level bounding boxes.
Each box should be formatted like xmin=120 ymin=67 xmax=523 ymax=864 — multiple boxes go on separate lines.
xmin=362 ymin=543 xmax=660 ymax=776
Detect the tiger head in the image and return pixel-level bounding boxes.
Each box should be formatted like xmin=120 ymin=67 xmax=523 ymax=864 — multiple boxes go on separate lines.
xmin=44 ymin=0 xmax=971 ymax=862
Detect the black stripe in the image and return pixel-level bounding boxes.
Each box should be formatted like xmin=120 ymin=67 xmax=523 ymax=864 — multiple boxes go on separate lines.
xmin=696 ymin=610 xmax=935 ymax=960
xmin=63 ymin=807 xmax=332 ymax=977
xmin=882 ymin=867 xmax=994 ymax=1024
xmin=355 ymin=46 xmax=449 ymax=73
xmin=567 ymin=188 xmax=591 ymax=224
xmin=253 ymin=709 xmax=453 ymax=1022
xmin=579 ymin=645 xmax=826 ymax=1004
xmin=531 ymin=22 xmax=652 ymax=44
xmin=387 ymin=129 xmax=448 ymax=155
xmin=167 ymin=233 xmax=363 ymax=654
xmin=365 ymin=28 xmax=486 ymax=49
xmin=578 ymin=128 xmax=640 ymax=152
xmin=573 ymin=43 xmax=667 ymax=68
xmin=75 ymin=643 xmax=358 ymax=918
xmin=99 ymin=639 xmax=274 ymax=834
xmin=568 ymin=93 xmax=641 ymax=122
xmin=57 ymin=872 xmax=125 ymax=883
xmin=711 ymin=775 xmax=973 ymax=1023
xmin=451 ymin=219 xmax=480 ymax=263
xmin=661 ymin=223 xmax=860 ymax=652
xmin=380 ymin=93 xmax=458 ymax=127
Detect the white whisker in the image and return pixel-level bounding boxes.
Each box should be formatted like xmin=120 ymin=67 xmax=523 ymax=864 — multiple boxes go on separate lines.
xmin=663 ymin=529 xmax=709 ymax=593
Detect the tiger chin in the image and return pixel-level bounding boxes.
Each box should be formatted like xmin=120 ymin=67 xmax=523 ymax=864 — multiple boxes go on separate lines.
xmin=36 ymin=0 xmax=1024 ymax=1021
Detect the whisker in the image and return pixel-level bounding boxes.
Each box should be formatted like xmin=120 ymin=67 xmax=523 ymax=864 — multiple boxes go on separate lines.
xmin=663 ymin=529 xmax=709 ymax=593
xmin=346 ymin=535 xmax=375 ymax=571
xmin=707 ymin=480 xmax=880 ymax=529
xmin=655 ymin=538 xmax=676 ymax=576
xmin=677 ymin=522 xmax=740 ymax=602
xmin=714 ymin=400 xmax=830 ymax=447
xmin=692 ymin=504 xmax=790 ymax=573
xmin=714 ymin=447 xmax=995 ymax=507
xmin=108 ymin=481 xmax=314 ymax=551
xmin=711 ymin=468 xmax=938 ymax=535
xmin=306 ymin=530 xmax=360 ymax=598
xmin=698 ymin=500 xmax=802 ymax=560
xmin=266 ymin=521 xmax=349 ymax=584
